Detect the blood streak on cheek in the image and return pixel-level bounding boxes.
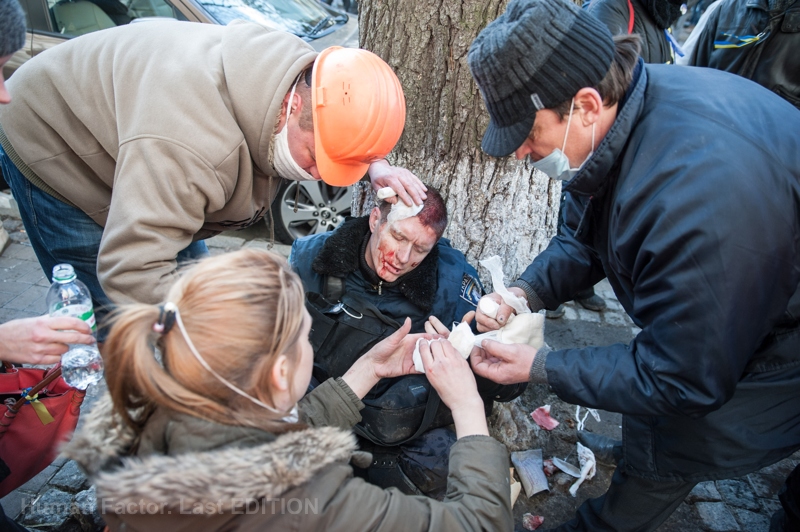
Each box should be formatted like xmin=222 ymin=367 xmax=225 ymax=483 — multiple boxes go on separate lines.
xmin=378 ymin=244 xmax=394 ymax=276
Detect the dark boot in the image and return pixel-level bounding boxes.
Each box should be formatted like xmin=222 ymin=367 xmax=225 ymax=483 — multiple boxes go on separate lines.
xmin=546 ymin=305 xmax=565 ymax=319
xmin=575 ymin=289 xmax=607 ymax=312
xmin=577 ymin=430 xmax=621 ymax=466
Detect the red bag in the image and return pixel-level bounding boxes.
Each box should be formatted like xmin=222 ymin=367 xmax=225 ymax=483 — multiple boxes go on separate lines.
xmin=0 ymin=364 xmax=85 ymax=497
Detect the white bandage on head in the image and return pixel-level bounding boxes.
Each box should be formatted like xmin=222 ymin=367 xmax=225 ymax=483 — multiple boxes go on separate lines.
xmin=376 ymin=186 xmax=424 ymax=224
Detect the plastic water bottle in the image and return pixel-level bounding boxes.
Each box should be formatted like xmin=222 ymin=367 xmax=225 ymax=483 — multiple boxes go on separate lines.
xmin=45 ymin=264 xmax=104 ymax=390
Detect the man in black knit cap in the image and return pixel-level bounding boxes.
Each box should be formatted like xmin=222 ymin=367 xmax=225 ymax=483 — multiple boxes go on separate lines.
xmin=466 ymin=0 xmax=800 ymax=530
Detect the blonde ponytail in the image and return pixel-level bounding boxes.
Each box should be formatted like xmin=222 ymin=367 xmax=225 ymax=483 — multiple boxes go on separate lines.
xmin=103 ymin=249 xmax=308 ymax=436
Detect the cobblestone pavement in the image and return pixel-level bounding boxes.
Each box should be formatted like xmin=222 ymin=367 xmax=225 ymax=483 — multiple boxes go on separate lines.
xmin=0 ymin=214 xmax=795 ymax=531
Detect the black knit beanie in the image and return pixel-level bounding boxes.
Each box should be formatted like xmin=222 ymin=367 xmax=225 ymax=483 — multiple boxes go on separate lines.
xmin=0 ymin=0 xmax=26 ymax=58
xmin=468 ymin=0 xmax=615 ymax=157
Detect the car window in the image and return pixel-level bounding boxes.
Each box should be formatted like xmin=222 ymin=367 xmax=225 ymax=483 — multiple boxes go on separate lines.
xmin=198 ymin=0 xmax=345 ymax=39
xmin=44 ymin=0 xmax=182 ymax=37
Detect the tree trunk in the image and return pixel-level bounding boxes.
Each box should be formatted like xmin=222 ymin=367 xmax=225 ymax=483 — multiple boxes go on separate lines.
xmin=356 ymin=0 xmax=562 ymax=287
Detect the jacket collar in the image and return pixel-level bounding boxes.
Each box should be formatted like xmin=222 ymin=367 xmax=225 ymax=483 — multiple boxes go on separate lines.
xmin=564 ymin=59 xmax=648 ymax=197
xmin=62 ymin=393 xmax=360 ymax=512
xmin=311 ymin=216 xmax=440 ymax=311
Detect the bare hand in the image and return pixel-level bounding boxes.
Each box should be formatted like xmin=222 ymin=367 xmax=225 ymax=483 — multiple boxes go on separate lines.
xmin=343 ymin=318 xmax=432 ymax=397
xmin=0 ymin=315 xmax=94 ymax=365
xmin=475 ymin=288 xmax=528 ymax=332
xmin=418 ymin=339 xmax=480 ymax=410
xmin=368 ymin=160 xmax=427 ymax=206
xmin=470 ymin=339 xmax=536 ymax=385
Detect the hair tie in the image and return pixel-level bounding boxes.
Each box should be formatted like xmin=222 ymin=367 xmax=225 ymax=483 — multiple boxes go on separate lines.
xmin=153 ymin=302 xmax=177 ymax=334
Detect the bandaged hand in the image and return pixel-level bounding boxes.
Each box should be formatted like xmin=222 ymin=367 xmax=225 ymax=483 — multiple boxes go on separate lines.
xmin=368 ymin=160 xmax=427 ymax=206
xmin=475 ymin=288 xmax=529 ymax=332
xmin=424 ymin=310 xmax=476 ymax=337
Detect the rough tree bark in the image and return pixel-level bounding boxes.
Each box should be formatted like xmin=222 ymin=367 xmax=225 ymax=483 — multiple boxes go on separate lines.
xmin=355 ymin=0 xmax=562 ymax=287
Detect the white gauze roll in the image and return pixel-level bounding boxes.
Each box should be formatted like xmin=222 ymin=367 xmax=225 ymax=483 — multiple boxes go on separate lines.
xmin=479 ymin=256 xmax=529 ymax=314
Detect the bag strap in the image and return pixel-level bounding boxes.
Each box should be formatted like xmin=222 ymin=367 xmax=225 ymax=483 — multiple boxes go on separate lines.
xmin=627 ymin=0 xmax=634 ymax=34
xmin=8 ymin=366 xmax=63 ymax=414
xmin=353 ymin=387 xmax=443 ymax=447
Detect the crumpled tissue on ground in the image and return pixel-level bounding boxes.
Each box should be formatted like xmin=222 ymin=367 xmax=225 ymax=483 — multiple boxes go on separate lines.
xmin=568 ymin=443 xmax=597 ymax=497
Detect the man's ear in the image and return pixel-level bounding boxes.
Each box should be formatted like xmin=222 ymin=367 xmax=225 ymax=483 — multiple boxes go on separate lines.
xmin=369 ymin=207 xmax=382 ymax=233
xmin=574 ymin=87 xmax=604 ymax=126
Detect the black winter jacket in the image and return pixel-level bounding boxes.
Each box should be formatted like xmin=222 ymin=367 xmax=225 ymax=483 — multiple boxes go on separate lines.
xmin=690 ymin=0 xmax=800 ymax=109
xmin=514 ymin=61 xmax=800 ymax=481
xmin=588 ymin=0 xmax=674 ymax=63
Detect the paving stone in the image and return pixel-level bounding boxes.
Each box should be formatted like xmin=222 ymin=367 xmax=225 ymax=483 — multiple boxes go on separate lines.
xmin=0 ymin=279 xmax=40 ymax=296
xmin=2 ymin=243 xmax=37 ymax=261
xmin=20 ymin=488 xmax=74 ymax=527
xmin=732 ymin=508 xmax=770 ymax=531
xmin=73 ymin=486 xmax=104 ymax=530
xmin=243 ymin=240 xmax=292 ymax=258
xmin=16 ymin=465 xmax=58 ymax=494
xmin=695 ymin=502 xmax=740 ymax=531
xmin=563 ymin=306 xmax=579 ymax=321
xmin=50 ymin=461 xmax=88 ymax=493
xmin=0 ymin=307 xmax=37 ymax=322
xmin=716 ymin=479 xmax=760 ymax=511
xmin=603 ymin=311 xmax=631 ymax=327
xmin=604 ymin=299 xmax=623 ymax=311
xmin=576 ymin=308 xmax=601 ymax=323
xmin=5 ymin=285 xmax=48 ymax=311
xmin=687 ymin=481 xmax=723 ymax=503
xmin=631 ymin=326 xmax=642 ymax=335
xmin=748 ymin=470 xmax=788 ymax=499
xmin=1 ymin=490 xmax=31 ymax=520
xmin=758 ymin=497 xmax=782 ymax=515
xmin=205 ymin=235 xmax=246 ymax=250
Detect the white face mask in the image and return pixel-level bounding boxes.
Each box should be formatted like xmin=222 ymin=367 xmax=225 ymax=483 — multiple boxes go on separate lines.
xmin=530 ymin=99 xmax=595 ymax=181
xmin=273 ymin=76 xmax=316 ymax=182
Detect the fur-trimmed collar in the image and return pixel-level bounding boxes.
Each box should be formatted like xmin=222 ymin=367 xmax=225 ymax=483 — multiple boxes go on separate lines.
xmin=311 ymin=216 xmax=439 ymax=311
xmin=62 ymin=393 xmax=360 ymax=512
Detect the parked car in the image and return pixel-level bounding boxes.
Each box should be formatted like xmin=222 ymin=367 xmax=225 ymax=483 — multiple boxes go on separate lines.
xmin=5 ymin=0 xmax=356 ymax=243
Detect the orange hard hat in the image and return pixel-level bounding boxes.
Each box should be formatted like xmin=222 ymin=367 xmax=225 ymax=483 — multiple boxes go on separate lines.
xmin=312 ymin=47 xmax=406 ymax=187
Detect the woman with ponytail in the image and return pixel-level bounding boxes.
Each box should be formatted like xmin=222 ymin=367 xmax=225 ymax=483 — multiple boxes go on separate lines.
xmin=63 ymin=249 xmax=512 ymax=531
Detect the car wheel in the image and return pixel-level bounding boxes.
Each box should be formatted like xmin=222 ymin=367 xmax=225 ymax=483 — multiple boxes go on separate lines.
xmin=269 ymin=180 xmax=353 ymax=244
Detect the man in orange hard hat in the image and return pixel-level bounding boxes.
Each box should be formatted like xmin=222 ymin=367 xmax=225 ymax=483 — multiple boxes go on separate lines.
xmin=0 ymin=21 xmax=423 ymax=317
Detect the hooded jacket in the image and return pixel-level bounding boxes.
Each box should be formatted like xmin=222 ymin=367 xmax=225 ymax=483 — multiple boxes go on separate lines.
xmin=689 ymin=0 xmax=800 ymax=109
xmin=513 ymin=61 xmax=800 ymax=481
xmin=63 ymin=378 xmax=513 ymax=531
xmin=0 ymin=20 xmax=316 ymax=304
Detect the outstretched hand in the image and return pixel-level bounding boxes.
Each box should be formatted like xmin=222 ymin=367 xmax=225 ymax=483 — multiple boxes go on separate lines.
xmin=368 ymin=160 xmax=428 ymax=207
xmin=342 ymin=318 xmax=433 ymax=398
xmin=470 ymin=339 xmax=536 ymax=385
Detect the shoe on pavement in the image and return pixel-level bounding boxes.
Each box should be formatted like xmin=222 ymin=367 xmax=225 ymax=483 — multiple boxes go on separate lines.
xmin=577 ymin=430 xmax=620 ymax=466
xmin=575 ymin=293 xmax=607 ymax=312
xmin=546 ymin=305 xmax=565 ymax=319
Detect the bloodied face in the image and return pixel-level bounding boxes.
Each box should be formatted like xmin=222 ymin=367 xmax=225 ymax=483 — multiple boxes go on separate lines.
xmin=365 ymin=207 xmax=438 ymax=283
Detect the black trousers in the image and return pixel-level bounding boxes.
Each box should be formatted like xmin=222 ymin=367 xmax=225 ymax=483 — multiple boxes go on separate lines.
xmin=549 ymin=462 xmax=696 ymax=532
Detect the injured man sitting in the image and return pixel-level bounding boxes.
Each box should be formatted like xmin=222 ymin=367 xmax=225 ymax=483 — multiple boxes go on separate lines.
xmin=289 ymin=185 xmax=526 ymax=498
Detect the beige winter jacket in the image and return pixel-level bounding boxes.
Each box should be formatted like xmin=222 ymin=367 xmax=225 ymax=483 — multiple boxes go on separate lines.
xmin=64 ymin=378 xmax=514 ymax=531
xmin=0 ymin=20 xmax=316 ymax=304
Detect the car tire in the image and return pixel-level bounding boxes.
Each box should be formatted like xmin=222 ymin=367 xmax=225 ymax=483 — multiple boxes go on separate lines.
xmin=269 ymin=179 xmax=353 ymax=244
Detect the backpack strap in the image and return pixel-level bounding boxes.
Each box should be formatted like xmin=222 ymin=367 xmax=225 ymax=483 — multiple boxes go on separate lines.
xmin=627 ymin=0 xmax=635 ymax=33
